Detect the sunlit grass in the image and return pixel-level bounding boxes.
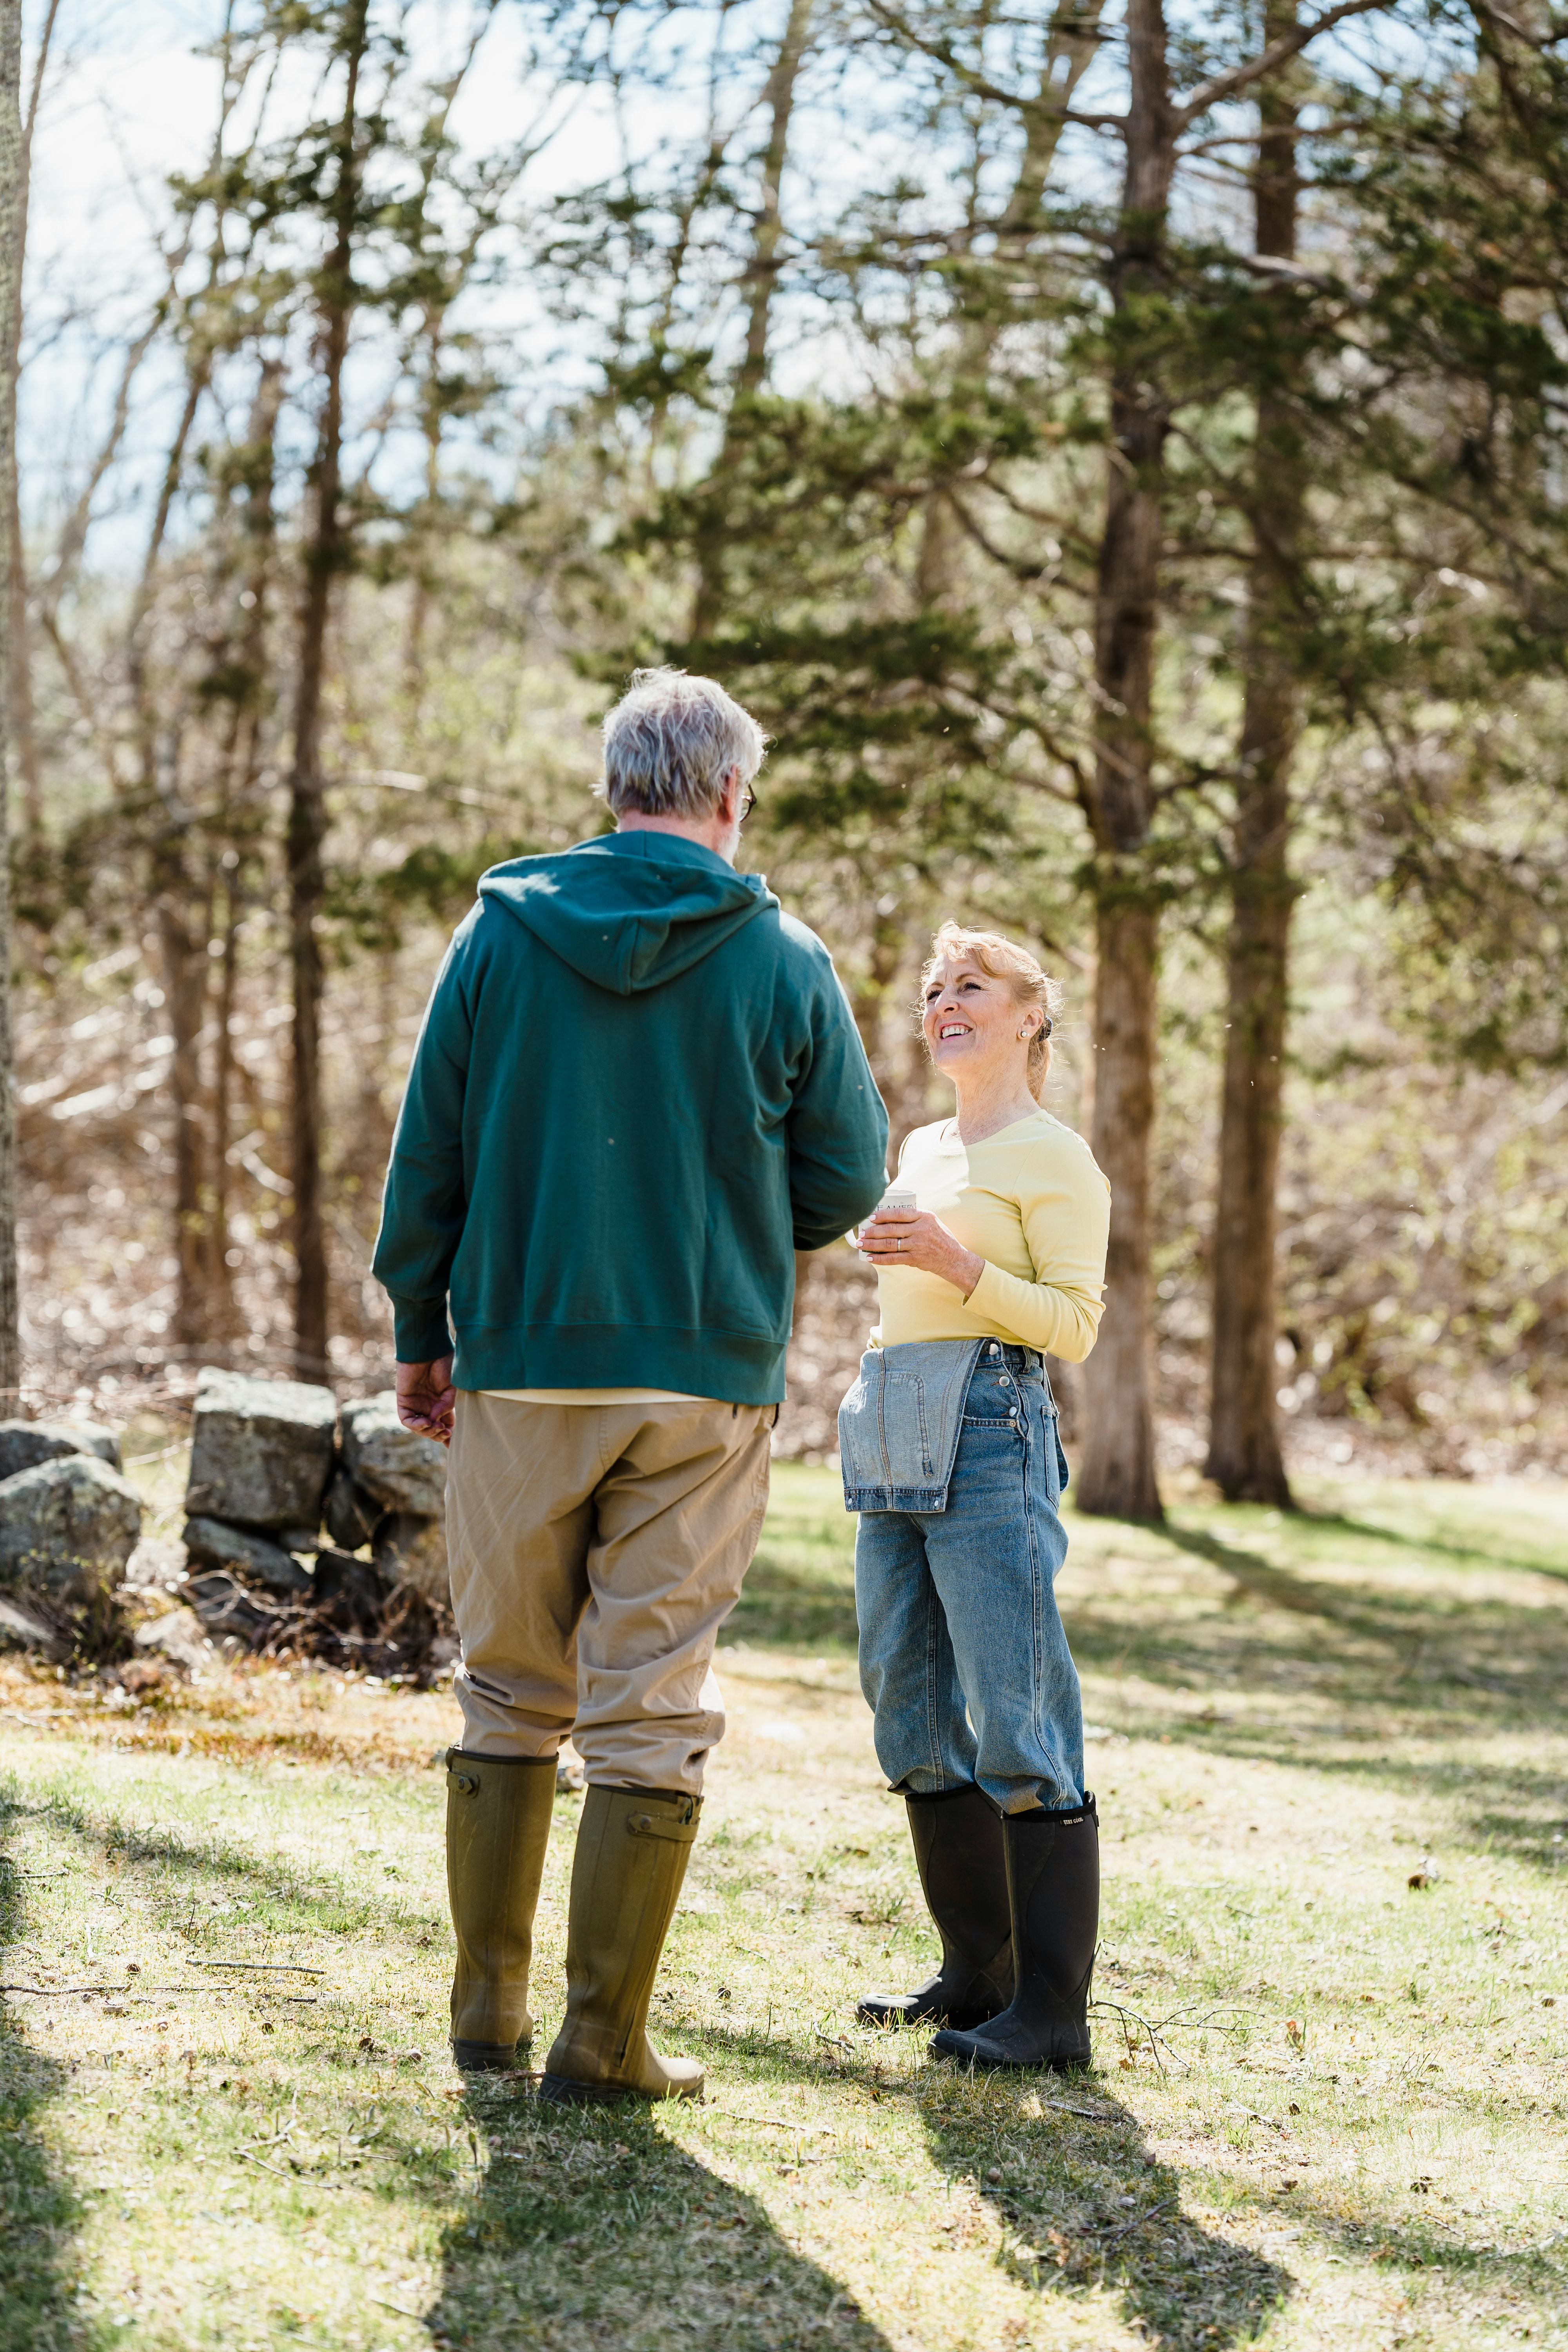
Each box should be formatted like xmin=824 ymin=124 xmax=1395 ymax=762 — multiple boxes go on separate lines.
xmin=1 ymin=1463 xmax=1564 ymax=2349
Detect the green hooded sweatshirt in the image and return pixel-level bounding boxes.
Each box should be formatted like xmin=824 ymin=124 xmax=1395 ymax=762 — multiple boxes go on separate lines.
xmin=372 ymin=831 xmax=889 ymax=1404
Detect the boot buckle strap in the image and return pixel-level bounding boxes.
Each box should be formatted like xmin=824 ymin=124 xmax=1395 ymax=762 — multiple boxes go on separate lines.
xmin=626 ymin=1809 xmax=699 ymax=1844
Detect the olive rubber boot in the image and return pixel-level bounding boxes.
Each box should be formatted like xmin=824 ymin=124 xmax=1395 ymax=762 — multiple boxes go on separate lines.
xmin=539 ymin=1785 xmax=704 ymax=2104
xmin=445 ymin=1748 xmax=557 ymax=2073
xmin=856 ymin=1784 xmax=1014 ymax=2030
xmin=931 ymin=1794 xmax=1098 ymax=2072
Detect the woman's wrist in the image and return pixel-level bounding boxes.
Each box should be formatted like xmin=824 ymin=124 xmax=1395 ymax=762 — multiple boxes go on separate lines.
xmin=952 ymin=1247 xmax=985 ymax=1302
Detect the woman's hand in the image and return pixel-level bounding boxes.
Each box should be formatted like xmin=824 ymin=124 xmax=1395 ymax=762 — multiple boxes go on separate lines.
xmin=856 ymin=1207 xmax=985 ymax=1300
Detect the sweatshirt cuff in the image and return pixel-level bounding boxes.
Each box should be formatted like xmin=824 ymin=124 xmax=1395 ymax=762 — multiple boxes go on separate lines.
xmin=964 ymin=1257 xmax=1010 ymax=1319
xmin=390 ymin=1296 xmax=454 ymax=1365
xmin=965 ymin=1257 xmax=1055 ymax=1354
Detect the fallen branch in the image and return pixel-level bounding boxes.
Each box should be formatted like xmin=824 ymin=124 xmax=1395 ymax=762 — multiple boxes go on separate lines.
xmin=1090 ymin=1999 xmax=1172 ymax=2076
xmin=1 ymin=1982 xmax=112 ymax=1995
xmin=1094 ymin=2194 xmax=1177 ymax=2248
xmin=193 ymin=1960 xmax=326 ymax=1976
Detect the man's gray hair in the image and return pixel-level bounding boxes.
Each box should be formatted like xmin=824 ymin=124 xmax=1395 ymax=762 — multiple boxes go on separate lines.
xmin=598 ymin=668 xmax=767 ymax=819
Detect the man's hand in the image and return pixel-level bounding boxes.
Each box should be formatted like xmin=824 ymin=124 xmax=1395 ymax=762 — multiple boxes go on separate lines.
xmin=856 ymin=1208 xmax=985 ymax=1300
xmin=396 ymin=1354 xmax=457 ymax=1444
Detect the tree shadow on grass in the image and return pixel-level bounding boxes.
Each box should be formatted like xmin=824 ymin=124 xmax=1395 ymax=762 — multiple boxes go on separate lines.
xmin=1063 ymin=1519 xmax=1568 ymax=1869
xmin=1293 ymin=1507 xmax=1568 ymax=1588
xmin=0 ymin=1788 xmax=88 ymax=2352
xmin=428 ymin=2077 xmax=896 ymax=2352
xmin=1265 ymin=2188 xmax=1568 ymax=2333
xmin=9 ymin=1782 xmax=443 ymax=1952
xmin=1069 ymin=1519 xmax=1567 ymax=1734
xmin=1159 ymin=1520 xmax=1568 ymax=1712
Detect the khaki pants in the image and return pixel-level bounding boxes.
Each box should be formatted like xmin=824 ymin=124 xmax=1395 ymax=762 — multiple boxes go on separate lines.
xmin=445 ymin=1391 xmax=773 ymax=1795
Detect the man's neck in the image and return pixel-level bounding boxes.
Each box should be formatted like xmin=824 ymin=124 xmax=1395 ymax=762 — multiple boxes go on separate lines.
xmin=615 ymin=810 xmax=736 ymax=866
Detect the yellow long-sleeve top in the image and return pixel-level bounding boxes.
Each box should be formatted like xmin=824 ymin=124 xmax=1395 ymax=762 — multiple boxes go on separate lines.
xmin=870 ymin=1110 xmax=1111 ymax=1363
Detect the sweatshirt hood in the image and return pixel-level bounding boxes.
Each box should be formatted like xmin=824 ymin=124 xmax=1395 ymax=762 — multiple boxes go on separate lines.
xmin=477 ymin=831 xmax=777 ymax=995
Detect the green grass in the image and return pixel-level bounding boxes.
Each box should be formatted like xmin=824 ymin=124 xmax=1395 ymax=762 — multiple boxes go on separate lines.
xmin=1 ymin=1463 xmax=1564 ymax=2349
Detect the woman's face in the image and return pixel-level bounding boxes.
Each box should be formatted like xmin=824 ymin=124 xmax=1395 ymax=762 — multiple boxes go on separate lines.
xmin=922 ymin=955 xmax=1031 ymax=1088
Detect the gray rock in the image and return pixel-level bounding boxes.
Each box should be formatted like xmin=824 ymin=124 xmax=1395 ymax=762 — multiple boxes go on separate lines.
xmin=125 ymin=1535 xmax=188 ymax=1592
xmin=56 ymin=1421 xmax=123 ymax=1472
xmin=0 ymin=1419 xmax=123 ymax=1481
xmin=0 ymin=1593 xmax=65 ymax=1660
xmin=0 ymin=1454 xmax=143 ymax=1608
xmin=311 ymin=1546 xmax=389 ymax=1632
xmin=133 ymin=1606 xmax=208 ymax=1673
xmin=323 ymin=1469 xmax=379 ymax=1551
xmin=181 ymin=1515 xmax=313 ymax=1597
xmin=341 ymin=1394 xmax=446 ymax=1518
xmin=184 ymin=1370 xmax=337 ymax=1530
xmin=0 ymin=1424 xmax=82 ymax=1480
xmin=373 ymin=1510 xmax=448 ymax=1605
xmin=183 ymin=1570 xmax=283 ymax=1650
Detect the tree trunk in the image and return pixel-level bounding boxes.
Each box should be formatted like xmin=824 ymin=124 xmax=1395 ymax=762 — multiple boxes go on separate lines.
xmin=133 ymin=354 xmax=214 ymax=1353
xmin=206 ymin=358 xmax=282 ymax=1344
xmin=2 ymin=0 xmax=53 ymax=835
xmin=691 ymin=0 xmax=812 ymax=639
xmin=1204 ymin=7 xmax=1302 ymax=1506
xmin=0 ymin=2 xmax=23 ymax=1405
xmin=403 ymin=312 xmax=444 ymax=720
xmin=1079 ymin=897 xmax=1161 ymax=1514
xmin=1075 ymin=0 xmax=1177 ymax=1522
xmin=205 ymin=869 xmax=241 ymax=1341
xmin=5 ymin=422 xmax=32 ymax=830
xmin=154 ymin=833 xmax=213 ymax=1356
xmin=288 ymin=7 xmax=367 ymax=1380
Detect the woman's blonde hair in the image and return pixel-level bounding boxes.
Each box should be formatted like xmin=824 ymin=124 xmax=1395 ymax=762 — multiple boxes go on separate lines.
xmin=921 ymin=921 xmax=1062 ymax=1102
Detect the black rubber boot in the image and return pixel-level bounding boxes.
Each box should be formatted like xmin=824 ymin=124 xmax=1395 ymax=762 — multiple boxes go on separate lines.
xmin=856 ymin=1784 xmax=1014 ymax=2030
xmin=931 ymin=1794 xmax=1098 ymax=2071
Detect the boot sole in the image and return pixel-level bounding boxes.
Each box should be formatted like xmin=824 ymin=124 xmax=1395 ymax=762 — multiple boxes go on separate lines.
xmin=538 ymin=2071 xmax=703 ymax=2106
xmin=452 ymin=2040 xmax=530 ymax=2074
xmin=931 ymin=2034 xmax=1090 ymax=2073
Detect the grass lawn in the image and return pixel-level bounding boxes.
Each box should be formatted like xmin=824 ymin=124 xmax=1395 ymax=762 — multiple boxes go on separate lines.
xmin=1 ymin=1458 xmax=1564 ymax=2351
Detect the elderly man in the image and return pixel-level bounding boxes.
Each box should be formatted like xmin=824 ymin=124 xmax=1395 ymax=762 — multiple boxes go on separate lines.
xmin=373 ymin=668 xmax=887 ymax=2103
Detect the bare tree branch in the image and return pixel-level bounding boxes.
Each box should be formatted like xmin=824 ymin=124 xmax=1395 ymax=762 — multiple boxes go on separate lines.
xmin=1174 ymin=0 xmax=1392 ymax=131
xmin=863 ymin=0 xmax=1124 ymax=130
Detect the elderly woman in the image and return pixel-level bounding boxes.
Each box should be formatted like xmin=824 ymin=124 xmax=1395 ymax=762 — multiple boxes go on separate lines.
xmin=842 ymin=922 xmax=1110 ymax=2072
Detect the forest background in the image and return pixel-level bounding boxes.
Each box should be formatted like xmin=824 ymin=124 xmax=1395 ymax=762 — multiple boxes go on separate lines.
xmin=1 ymin=0 xmax=1565 ymax=1521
